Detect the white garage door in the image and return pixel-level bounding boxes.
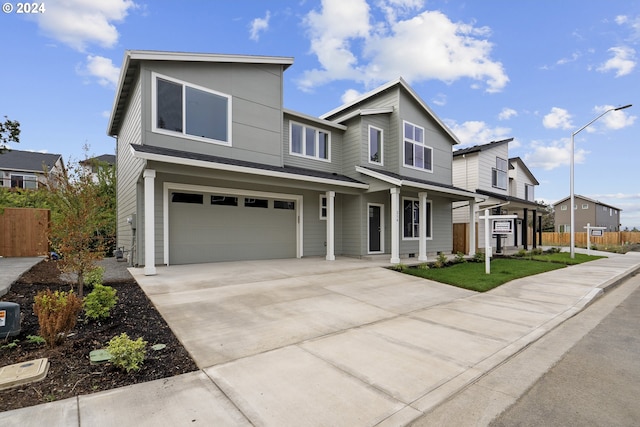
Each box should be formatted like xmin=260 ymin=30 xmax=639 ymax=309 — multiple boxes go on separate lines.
xmin=169 ymin=191 xmax=297 ymax=264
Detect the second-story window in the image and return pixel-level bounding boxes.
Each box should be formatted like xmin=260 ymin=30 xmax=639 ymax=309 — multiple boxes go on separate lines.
xmin=290 ymin=122 xmax=330 ymax=161
xmin=525 ymin=183 xmax=534 ymax=202
xmin=492 ymin=157 xmax=508 ymax=190
xmin=403 ymin=121 xmax=432 ymax=172
xmin=153 ymin=73 xmax=231 ymax=145
xmin=369 ymin=125 xmax=383 ymax=164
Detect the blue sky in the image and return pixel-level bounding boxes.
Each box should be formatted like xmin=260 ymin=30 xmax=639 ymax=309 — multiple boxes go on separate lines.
xmin=1 ymin=0 xmax=639 ymax=228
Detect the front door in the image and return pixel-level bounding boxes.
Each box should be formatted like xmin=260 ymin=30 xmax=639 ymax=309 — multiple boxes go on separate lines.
xmin=368 ymin=204 xmax=383 ymax=253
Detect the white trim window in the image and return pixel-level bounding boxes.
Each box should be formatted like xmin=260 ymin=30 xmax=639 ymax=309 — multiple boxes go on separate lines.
xmin=368 ymin=125 xmax=383 ymax=165
xmin=290 ymin=122 xmax=330 ymax=161
xmin=561 ymin=205 xmax=567 ymax=211
xmin=582 ymin=204 xmax=589 ymax=209
xmin=492 ymin=157 xmax=508 ymax=190
xmin=319 ymin=195 xmax=327 ymax=220
xmin=10 ymin=173 xmax=38 ymax=189
xmin=403 ymin=121 xmax=433 ymax=172
xmin=402 ymin=197 xmax=432 ymax=240
xmin=525 ymin=183 xmax=534 ymax=202
xmin=152 ymin=72 xmax=232 ymax=145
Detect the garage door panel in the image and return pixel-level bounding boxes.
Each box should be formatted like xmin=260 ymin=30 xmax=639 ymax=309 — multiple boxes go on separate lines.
xmin=169 ymin=192 xmax=297 ymax=264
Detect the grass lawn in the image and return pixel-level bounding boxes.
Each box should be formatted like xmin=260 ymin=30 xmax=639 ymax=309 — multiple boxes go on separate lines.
xmin=401 ymin=256 xmax=600 ymax=292
xmin=526 ymin=251 xmax=605 ymax=265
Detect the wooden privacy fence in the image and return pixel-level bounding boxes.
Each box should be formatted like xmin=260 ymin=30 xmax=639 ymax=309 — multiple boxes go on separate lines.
xmin=0 ymin=208 xmax=50 ymax=257
xmin=541 ymin=231 xmax=640 ymax=247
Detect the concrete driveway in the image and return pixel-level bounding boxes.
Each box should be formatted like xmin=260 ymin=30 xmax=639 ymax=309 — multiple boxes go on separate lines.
xmin=130 ymin=257 xmax=474 ymax=368
xmin=124 ymin=254 xmax=640 ymax=426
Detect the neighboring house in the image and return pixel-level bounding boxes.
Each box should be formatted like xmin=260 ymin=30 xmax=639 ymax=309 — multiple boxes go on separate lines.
xmin=553 ymin=195 xmax=621 ymax=232
xmin=0 ymin=149 xmax=65 ymax=189
xmin=80 ymin=154 xmax=116 ymax=182
xmin=452 ymin=139 xmax=542 ymax=252
xmin=107 ymin=50 xmax=482 ymax=274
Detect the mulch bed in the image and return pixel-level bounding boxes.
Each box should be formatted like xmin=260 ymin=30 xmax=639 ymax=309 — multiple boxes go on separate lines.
xmin=0 ymin=259 xmax=198 ymax=412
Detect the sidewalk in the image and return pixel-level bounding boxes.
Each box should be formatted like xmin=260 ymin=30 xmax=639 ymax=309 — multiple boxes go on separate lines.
xmin=1 ymin=250 xmax=639 ymax=426
xmin=0 ymin=257 xmax=43 ymax=297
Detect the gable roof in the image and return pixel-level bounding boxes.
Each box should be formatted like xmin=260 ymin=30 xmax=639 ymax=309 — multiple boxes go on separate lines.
xmin=509 ymin=156 xmax=539 ymax=185
xmin=553 ymin=194 xmax=622 ymax=211
xmin=0 ymin=149 xmax=63 ymax=173
xmin=320 ymin=78 xmax=461 ymax=145
xmin=108 ymin=50 xmax=295 ymax=137
xmin=80 ymin=154 xmax=116 ymax=166
xmin=452 ymin=138 xmax=513 ymax=157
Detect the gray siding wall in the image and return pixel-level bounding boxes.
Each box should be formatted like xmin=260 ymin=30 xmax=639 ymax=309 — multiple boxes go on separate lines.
xmin=282 ymin=115 xmax=343 ymax=174
xmin=452 ymin=153 xmax=479 ymax=191
xmin=115 ymin=76 xmax=145 ymax=264
xmin=397 ymin=93 xmax=454 ymax=185
xmin=399 ymin=192 xmax=453 ymax=256
xmin=477 ymin=144 xmax=509 ymax=194
xmin=141 ymin=61 xmax=285 ymax=167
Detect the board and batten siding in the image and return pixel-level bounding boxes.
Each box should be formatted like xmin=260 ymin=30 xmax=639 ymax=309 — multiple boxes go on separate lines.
xmin=115 ymin=76 xmax=145 ymax=264
xmin=141 ymin=61 xmax=285 ymax=167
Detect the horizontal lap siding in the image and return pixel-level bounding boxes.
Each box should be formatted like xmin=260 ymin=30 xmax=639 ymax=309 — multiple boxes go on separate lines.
xmin=116 ymin=77 xmax=145 ymax=264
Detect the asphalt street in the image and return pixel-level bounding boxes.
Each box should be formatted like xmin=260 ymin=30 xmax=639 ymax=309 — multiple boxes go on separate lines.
xmin=490 ymin=272 xmax=640 ymax=426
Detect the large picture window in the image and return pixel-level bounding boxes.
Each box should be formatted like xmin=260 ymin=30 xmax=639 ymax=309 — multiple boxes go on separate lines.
xmin=403 ymin=121 xmax=433 ymax=172
xmin=10 ymin=174 xmax=37 ymax=189
xmin=153 ymin=73 xmax=231 ymax=145
xmin=402 ymin=198 xmax=432 ymax=239
xmin=290 ymin=122 xmax=330 ymax=160
xmin=492 ymin=157 xmax=508 ymax=190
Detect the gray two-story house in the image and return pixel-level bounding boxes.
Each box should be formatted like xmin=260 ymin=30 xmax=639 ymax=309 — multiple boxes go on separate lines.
xmin=107 ymin=50 xmax=481 ymax=274
xmin=553 ymin=195 xmax=621 ymax=232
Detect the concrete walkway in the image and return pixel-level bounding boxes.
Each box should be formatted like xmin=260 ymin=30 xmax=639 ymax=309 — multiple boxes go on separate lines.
xmin=1 ymin=250 xmax=639 ymax=426
xmin=0 ymin=256 xmax=43 ymax=296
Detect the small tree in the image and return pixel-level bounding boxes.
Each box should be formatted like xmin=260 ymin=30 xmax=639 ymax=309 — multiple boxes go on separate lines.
xmin=0 ymin=116 xmax=20 ymax=154
xmin=46 ymin=155 xmax=112 ymax=298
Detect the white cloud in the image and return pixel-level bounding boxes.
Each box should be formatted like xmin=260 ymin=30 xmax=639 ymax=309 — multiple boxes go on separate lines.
xmin=298 ymin=1 xmax=508 ymax=93
xmin=543 ymin=107 xmax=573 ymax=130
xmin=593 ymin=104 xmax=636 ymax=130
xmin=597 ymin=46 xmax=636 ymax=77
xmin=445 ymin=120 xmax=511 ymax=146
xmin=341 ymin=88 xmax=363 ymax=104
xmin=249 ymin=11 xmax=271 ymax=41
xmin=82 ymin=55 xmax=120 ymax=87
xmin=498 ymin=107 xmax=517 ymax=121
xmin=524 ymin=138 xmax=588 ymax=171
xmin=36 ymin=0 xmax=136 ymax=52
xmin=431 ymin=93 xmax=447 ymax=106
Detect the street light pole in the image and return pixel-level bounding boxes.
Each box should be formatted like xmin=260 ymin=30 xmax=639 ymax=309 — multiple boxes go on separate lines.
xmin=570 ymin=104 xmax=632 ymax=258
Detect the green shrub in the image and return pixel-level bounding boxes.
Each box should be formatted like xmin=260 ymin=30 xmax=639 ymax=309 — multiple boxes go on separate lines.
xmin=27 ymin=335 xmax=46 ymax=345
xmin=84 ymin=284 xmax=118 ymax=320
xmin=107 ymin=333 xmax=147 ymax=372
xmin=531 ymin=247 xmax=543 ymax=255
xmin=33 ymin=289 xmax=83 ymax=347
xmin=433 ymin=252 xmax=448 ymax=268
xmin=417 ymin=262 xmax=429 ymax=270
xmin=454 ymin=251 xmax=466 ymax=263
xmin=83 ymin=266 xmax=105 ymax=289
xmin=472 ymin=251 xmax=485 ymax=263
xmin=514 ymin=249 xmax=527 ymax=257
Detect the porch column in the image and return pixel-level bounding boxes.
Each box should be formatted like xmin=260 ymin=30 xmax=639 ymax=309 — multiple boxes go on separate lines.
xmin=143 ymin=169 xmax=156 ymax=276
xmin=522 ymin=208 xmax=529 ymax=250
xmin=325 ymin=191 xmax=335 ymax=261
xmin=532 ymin=209 xmax=538 ymax=249
xmin=538 ymin=215 xmax=543 ymax=246
xmin=469 ymin=200 xmax=476 ymax=256
xmin=418 ymin=192 xmax=428 ymax=261
xmin=390 ymin=188 xmax=400 ymax=264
